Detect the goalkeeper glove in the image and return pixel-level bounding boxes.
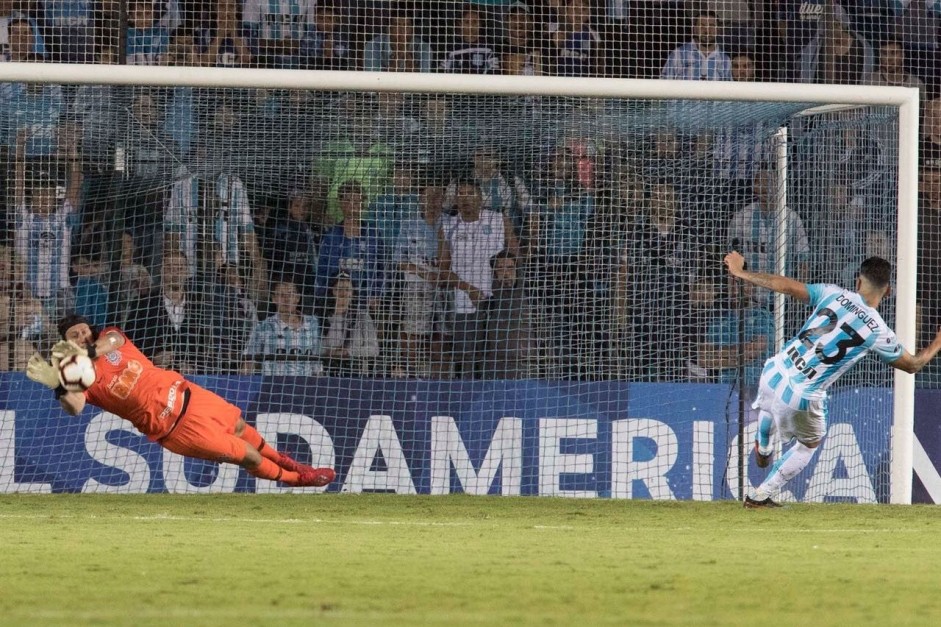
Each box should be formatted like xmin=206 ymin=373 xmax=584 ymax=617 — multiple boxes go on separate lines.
xmin=26 ymin=353 xmax=62 ymax=391
xmin=51 ymin=339 xmax=91 ymax=361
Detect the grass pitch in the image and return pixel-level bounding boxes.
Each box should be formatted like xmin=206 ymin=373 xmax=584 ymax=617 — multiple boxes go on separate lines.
xmin=1 ymin=495 xmax=940 ymax=626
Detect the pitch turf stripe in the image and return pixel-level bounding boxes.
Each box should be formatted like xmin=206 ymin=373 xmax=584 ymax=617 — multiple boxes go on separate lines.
xmin=0 ymin=513 xmax=929 ymax=533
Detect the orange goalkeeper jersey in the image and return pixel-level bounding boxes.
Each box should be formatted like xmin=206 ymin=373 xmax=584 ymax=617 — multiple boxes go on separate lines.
xmin=83 ymin=327 xmax=191 ymax=440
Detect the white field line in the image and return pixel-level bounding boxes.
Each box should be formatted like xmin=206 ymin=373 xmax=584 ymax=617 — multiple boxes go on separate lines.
xmin=0 ymin=512 xmax=931 ymax=533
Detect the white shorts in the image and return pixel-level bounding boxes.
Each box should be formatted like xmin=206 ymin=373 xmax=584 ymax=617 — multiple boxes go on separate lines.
xmin=752 ymin=366 xmax=828 ymax=444
xmin=401 ymin=281 xmax=436 ymax=336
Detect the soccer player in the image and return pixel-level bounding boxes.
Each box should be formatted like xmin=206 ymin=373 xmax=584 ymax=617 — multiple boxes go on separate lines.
xmin=724 ymin=251 xmax=941 ymax=508
xmin=25 ymin=314 xmax=335 ymax=488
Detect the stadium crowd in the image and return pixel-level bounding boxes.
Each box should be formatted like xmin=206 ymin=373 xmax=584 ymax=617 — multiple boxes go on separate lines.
xmin=1 ymin=0 xmax=941 ymax=384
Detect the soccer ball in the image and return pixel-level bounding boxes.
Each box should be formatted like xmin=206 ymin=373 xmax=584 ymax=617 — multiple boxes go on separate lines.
xmin=58 ymin=354 xmax=96 ymax=392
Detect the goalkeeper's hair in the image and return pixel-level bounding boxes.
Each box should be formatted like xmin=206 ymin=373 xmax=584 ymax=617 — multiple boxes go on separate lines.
xmin=57 ymin=313 xmax=100 ymax=341
xmin=859 ymin=257 xmax=892 ymax=289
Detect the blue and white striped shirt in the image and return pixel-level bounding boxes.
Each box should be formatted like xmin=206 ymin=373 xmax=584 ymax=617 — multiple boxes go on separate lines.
xmin=767 ymin=284 xmax=902 ymax=402
xmin=167 ymin=169 xmax=254 ymax=275
xmin=14 ymin=201 xmax=74 ymax=299
xmin=661 ymin=41 xmax=732 ymax=81
xmin=243 ymin=313 xmax=322 ymax=376
xmin=242 ymin=0 xmax=317 ymax=42
xmin=713 ymin=121 xmax=775 ymax=182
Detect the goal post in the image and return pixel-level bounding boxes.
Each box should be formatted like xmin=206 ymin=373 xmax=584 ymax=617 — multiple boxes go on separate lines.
xmin=0 ymin=62 xmax=919 ymax=503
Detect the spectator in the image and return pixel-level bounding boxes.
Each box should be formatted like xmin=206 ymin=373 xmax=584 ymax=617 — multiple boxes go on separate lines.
xmin=864 ymin=39 xmax=925 ymax=90
xmin=528 ymin=147 xmax=596 ymax=377
xmin=553 ymin=0 xmax=603 ymax=77
xmin=70 ymin=45 xmax=118 ymax=169
xmin=322 ymin=272 xmax=380 ymax=376
xmin=0 ymin=244 xmax=54 ymax=372
xmin=364 ymin=8 xmax=432 ymax=72
xmin=127 ymin=88 xmax=172 ymax=176
xmin=314 ymin=181 xmax=386 ymax=318
xmin=440 ymin=178 xmax=513 ymax=378
xmin=922 ymin=97 xmax=941 ymax=172
xmin=800 ymin=7 xmax=872 ymax=84
xmin=918 ymin=165 xmax=941 ymax=339
xmin=393 ymin=184 xmax=447 ymax=377
xmin=372 ymin=91 xmax=422 ymax=146
xmin=415 ymin=95 xmax=467 ymax=177
xmin=166 ymin=165 xmax=266 ymax=300
xmin=266 ymin=188 xmax=320 ymax=312
xmin=707 ymin=0 xmax=754 ymax=56
xmin=316 ymin=96 xmax=394 ymax=225
xmin=242 ymin=0 xmax=317 ymax=68
xmin=440 ymin=5 xmax=499 ymax=74
xmin=208 ymin=264 xmax=258 ymax=373
xmin=481 ymin=250 xmax=532 ymax=379
xmin=114 ymin=231 xmax=153 ymax=327
xmin=307 ymin=1 xmax=351 ymax=70
xmin=776 ymin=0 xmax=824 ymax=82
xmin=697 ymin=272 xmax=774 ymax=399
xmin=0 ymin=289 xmax=52 ymax=372
xmin=41 ymin=0 xmax=95 ymax=63
xmin=126 ymin=0 xmax=170 ymax=65
xmin=368 ymin=161 xmax=421 ymax=250
xmin=501 ymin=2 xmax=542 ymax=75
xmin=444 ymin=146 xmax=528 ymax=248
xmin=0 ymin=12 xmax=46 ymax=63
xmin=198 ymin=0 xmax=252 ymax=67
xmin=13 ymin=129 xmax=81 ymax=319
xmin=4 ymin=77 xmax=64 ymax=160
xmin=727 ymin=168 xmax=811 ymax=302
xmin=661 ymin=10 xmax=732 ymax=80
xmin=628 ymin=181 xmax=700 ymax=380
xmin=71 ymin=213 xmax=110 ymax=330
xmin=124 ymin=251 xmax=204 ymax=373
xmin=711 ymin=54 xmax=774 ymax=216
xmin=243 ymin=280 xmax=320 ymax=376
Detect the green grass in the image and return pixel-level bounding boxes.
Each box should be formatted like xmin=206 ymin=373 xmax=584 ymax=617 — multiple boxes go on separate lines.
xmin=1 ymin=495 xmax=941 ymax=626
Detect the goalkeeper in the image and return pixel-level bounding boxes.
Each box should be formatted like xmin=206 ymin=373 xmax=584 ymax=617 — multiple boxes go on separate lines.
xmin=26 ymin=314 xmax=335 ymax=489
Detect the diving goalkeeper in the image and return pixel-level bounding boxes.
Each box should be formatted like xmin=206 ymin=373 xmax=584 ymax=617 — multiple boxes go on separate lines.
xmin=26 ymin=314 xmax=336 ymax=488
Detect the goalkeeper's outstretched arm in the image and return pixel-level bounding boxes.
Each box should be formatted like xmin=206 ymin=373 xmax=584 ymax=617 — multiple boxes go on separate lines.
xmin=723 ymin=251 xmax=810 ymax=304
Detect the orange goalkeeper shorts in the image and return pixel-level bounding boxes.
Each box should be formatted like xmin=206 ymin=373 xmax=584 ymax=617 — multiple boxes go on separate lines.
xmin=159 ymin=384 xmax=247 ymax=465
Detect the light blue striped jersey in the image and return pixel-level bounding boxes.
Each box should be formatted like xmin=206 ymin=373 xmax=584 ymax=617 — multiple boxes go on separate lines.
xmin=660 ymin=41 xmax=732 ymax=81
xmin=43 ymin=0 xmax=93 ymax=26
xmin=243 ymin=0 xmax=317 ymax=42
xmin=126 ymin=26 xmax=169 ymax=65
xmin=167 ymin=169 xmax=254 ymax=275
xmin=243 ymin=313 xmax=322 ymax=376
xmin=14 ymin=201 xmax=74 ymax=299
xmin=768 ymin=284 xmax=902 ymax=401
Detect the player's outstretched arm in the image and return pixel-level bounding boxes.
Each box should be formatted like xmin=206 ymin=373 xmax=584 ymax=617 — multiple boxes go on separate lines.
xmin=25 ymin=354 xmax=87 ymax=415
xmin=723 ymin=251 xmax=810 ymax=303
xmin=890 ymin=329 xmax=941 ymax=374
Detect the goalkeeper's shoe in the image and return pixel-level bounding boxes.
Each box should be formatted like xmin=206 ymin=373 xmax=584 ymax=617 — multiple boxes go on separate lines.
xmin=754 ymin=441 xmax=773 ymax=469
xmin=277 ymin=453 xmax=301 ymax=473
xmin=296 ymin=466 xmax=336 ymax=488
xmin=743 ymin=496 xmax=782 ymax=509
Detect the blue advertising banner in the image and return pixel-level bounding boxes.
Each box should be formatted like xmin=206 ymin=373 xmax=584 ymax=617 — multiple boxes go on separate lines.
xmin=0 ymin=374 xmax=932 ymax=501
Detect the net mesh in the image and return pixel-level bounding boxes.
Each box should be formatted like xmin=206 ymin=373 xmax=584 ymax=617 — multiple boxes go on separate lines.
xmin=0 ymin=0 xmax=933 ymax=500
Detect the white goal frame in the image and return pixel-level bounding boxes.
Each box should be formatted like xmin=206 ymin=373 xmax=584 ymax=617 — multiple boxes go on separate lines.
xmin=0 ymin=63 xmax=919 ymax=504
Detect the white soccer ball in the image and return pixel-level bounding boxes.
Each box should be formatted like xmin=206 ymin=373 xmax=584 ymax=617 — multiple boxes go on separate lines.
xmin=58 ymin=354 xmax=96 ymax=392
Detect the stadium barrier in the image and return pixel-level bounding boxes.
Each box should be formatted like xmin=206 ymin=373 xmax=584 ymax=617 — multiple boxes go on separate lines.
xmin=5 ymin=372 xmax=938 ymax=502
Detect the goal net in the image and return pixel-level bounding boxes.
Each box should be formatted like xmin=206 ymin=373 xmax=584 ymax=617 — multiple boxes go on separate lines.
xmin=0 ymin=60 xmax=917 ymax=502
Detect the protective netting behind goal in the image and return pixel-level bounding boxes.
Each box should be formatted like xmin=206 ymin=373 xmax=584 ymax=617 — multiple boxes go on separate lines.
xmin=0 ymin=81 xmax=902 ymax=501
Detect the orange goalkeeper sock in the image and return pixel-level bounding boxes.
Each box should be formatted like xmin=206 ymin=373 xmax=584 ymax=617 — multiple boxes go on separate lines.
xmin=247 ymin=457 xmax=300 ymax=485
xmin=240 ymin=425 xmax=281 ymax=463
